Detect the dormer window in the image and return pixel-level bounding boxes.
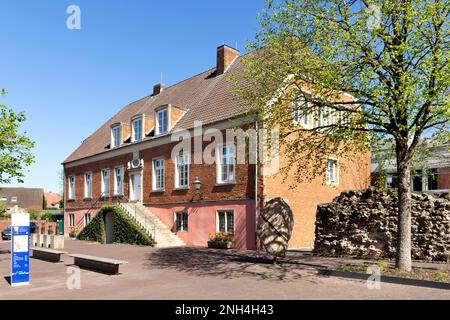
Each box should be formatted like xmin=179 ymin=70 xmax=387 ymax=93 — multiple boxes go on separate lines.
xmin=131 ymin=117 xmax=143 ymax=142
xmin=111 ymin=125 xmax=121 ymax=148
xmin=155 ymin=107 xmax=168 ymax=135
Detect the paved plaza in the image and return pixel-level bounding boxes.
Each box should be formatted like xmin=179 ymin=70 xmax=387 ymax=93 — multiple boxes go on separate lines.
xmin=0 ymin=239 xmax=449 ymax=300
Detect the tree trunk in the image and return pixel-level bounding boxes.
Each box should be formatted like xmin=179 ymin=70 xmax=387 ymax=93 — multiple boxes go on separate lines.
xmin=396 ymin=159 xmax=412 ymax=271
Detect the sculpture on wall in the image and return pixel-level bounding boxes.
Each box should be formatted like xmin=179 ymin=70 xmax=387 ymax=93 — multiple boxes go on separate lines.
xmin=257 ymin=198 xmax=294 ymax=264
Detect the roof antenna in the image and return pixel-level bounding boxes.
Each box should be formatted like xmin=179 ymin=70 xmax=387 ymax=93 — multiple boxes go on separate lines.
xmin=160 ymin=72 xmax=163 ymax=84
xmin=235 ymin=41 xmax=238 ymax=50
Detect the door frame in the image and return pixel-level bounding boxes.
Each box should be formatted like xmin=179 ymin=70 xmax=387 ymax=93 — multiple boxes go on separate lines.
xmin=129 ymin=173 xmax=143 ymax=202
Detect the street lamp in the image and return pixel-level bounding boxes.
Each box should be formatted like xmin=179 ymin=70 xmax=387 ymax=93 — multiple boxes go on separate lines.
xmin=193 ymin=176 xmax=203 ymax=200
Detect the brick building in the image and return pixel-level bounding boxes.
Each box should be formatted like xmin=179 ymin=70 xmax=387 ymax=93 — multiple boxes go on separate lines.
xmin=372 ymin=141 xmax=450 ymax=193
xmin=63 ymin=45 xmax=370 ymax=250
xmin=0 ymin=187 xmax=44 ymax=212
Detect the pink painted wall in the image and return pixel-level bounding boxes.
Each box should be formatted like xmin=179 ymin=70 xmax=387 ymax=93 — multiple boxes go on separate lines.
xmin=64 ymin=209 xmax=93 ymax=235
xmin=146 ymin=200 xmax=256 ymax=250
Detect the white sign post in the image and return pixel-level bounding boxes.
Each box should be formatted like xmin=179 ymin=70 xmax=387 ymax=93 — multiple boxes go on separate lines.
xmin=11 ymin=213 xmax=30 ymax=287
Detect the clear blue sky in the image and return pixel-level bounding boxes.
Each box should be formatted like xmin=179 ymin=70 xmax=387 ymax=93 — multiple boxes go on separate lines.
xmin=0 ymin=0 xmax=264 ymax=193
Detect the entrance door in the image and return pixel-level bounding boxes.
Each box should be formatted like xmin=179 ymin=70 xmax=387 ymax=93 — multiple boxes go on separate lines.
xmin=131 ymin=174 xmax=142 ymax=202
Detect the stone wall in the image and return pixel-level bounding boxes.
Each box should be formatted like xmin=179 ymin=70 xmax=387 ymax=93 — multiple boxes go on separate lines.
xmin=314 ymin=188 xmax=450 ymax=261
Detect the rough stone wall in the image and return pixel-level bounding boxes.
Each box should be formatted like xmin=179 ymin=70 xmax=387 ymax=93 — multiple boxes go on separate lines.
xmin=314 ymin=188 xmax=450 ymax=261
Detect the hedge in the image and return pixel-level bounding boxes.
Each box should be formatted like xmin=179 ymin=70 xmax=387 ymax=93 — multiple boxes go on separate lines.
xmin=77 ymin=205 xmax=155 ymax=246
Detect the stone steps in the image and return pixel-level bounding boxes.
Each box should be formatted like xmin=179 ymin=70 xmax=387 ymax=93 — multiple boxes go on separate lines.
xmin=119 ymin=203 xmax=185 ymax=248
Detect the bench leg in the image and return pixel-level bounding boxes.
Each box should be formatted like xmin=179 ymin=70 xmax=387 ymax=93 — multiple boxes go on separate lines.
xmin=73 ymin=257 xmax=120 ymax=275
xmin=32 ymin=251 xmax=62 ymax=263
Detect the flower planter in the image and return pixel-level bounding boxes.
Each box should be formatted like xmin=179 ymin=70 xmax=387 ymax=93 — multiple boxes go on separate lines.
xmin=207 ymin=240 xmax=234 ymax=249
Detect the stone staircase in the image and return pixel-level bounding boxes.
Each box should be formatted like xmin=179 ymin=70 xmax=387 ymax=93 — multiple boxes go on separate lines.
xmin=119 ymin=202 xmax=185 ymax=248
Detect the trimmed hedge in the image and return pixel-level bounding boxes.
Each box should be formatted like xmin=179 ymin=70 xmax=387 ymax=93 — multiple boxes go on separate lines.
xmin=77 ymin=205 xmax=155 ymax=246
xmin=77 ymin=209 xmax=106 ymax=243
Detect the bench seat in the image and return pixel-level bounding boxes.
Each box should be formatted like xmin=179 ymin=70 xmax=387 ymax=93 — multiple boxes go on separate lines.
xmin=31 ymin=247 xmax=67 ymax=262
xmin=69 ymin=254 xmax=128 ymax=275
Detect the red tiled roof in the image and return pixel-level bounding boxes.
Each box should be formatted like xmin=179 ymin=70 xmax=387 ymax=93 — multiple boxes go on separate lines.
xmin=63 ymin=56 xmax=250 ymax=164
xmin=44 ymin=192 xmax=61 ymax=206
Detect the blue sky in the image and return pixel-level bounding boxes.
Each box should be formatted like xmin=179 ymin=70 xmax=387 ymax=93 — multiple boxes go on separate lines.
xmin=0 ymin=0 xmax=264 ymax=193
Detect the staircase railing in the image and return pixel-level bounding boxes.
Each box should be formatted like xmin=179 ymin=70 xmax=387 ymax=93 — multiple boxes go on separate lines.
xmin=76 ymin=192 xmax=112 ymax=230
xmin=116 ymin=196 xmax=156 ymax=240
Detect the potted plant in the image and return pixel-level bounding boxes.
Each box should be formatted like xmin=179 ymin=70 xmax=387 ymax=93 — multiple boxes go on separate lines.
xmin=207 ymin=232 xmax=234 ymax=249
xmin=69 ymin=228 xmax=78 ymax=239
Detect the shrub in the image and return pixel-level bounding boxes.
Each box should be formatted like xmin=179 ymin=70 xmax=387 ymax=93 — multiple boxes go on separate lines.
xmin=77 ymin=205 xmax=155 ymax=246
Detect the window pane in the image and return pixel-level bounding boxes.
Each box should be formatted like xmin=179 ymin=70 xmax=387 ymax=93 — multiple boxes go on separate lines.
xmin=227 ymin=212 xmax=234 ymax=234
xmin=218 ymin=212 xmax=226 ymax=232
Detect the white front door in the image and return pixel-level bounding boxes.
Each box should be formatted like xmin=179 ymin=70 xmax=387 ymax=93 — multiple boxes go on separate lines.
xmin=131 ymin=174 xmax=142 ymax=202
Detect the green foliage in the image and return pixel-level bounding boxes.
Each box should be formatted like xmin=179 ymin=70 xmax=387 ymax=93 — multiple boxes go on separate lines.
xmin=77 ymin=205 xmax=155 ymax=246
xmin=435 ymin=269 xmax=449 ymax=282
xmin=0 ymin=201 xmax=7 ymax=219
xmin=236 ymin=0 xmax=449 ymax=185
xmin=77 ymin=210 xmax=106 ymax=243
xmin=111 ymin=205 xmax=155 ymax=246
xmin=0 ymin=89 xmax=35 ymax=184
xmin=40 ymin=211 xmax=58 ymax=222
xmin=29 ymin=210 xmax=39 ymax=221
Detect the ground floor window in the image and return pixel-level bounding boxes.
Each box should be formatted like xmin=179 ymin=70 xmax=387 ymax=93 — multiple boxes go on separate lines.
xmin=217 ymin=210 xmax=234 ymax=234
xmin=83 ymin=213 xmax=91 ymax=226
xmin=174 ymin=211 xmax=188 ymax=232
xmin=326 ymin=158 xmax=339 ymax=185
xmin=428 ymin=169 xmax=438 ymax=190
xmin=68 ymin=214 xmax=75 ymax=227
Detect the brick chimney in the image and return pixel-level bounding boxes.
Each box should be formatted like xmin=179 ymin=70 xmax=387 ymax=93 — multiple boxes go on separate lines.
xmin=153 ymin=83 xmax=165 ymax=95
xmin=216 ymin=45 xmax=240 ymax=75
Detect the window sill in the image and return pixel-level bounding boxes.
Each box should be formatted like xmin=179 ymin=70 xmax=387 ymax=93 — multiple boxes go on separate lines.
xmin=83 ymin=197 xmax=93 ymax=201
xmin=152 ymin=189 xmax=165 ymax=193
xmin=215 ymin=182 xmax=236 ymax=187
xmin=326 ymin=182 xmax=339 ymax=187
xmin=173 ymin=187 xmax=189 ymax=191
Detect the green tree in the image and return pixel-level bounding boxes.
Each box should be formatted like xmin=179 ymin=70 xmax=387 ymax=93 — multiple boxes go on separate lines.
xmin=238 ymin=0 xmax=449 ymax=271
xmin=0 ymin=89 xmax=35 ymax=184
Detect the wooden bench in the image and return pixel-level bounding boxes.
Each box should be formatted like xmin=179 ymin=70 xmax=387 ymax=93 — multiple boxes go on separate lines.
xmin=31 ymin=247 xmax=67 ymax=263
xmin=69 ymin=254 xmax=128 ymax=275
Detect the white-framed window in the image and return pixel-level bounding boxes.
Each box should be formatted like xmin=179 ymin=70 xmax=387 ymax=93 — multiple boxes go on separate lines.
xmin=326 ymin=158 xmax=339 ymax=185
xmin=152 ymin=158 xmax=165 ymax=191
xmin=114 ymin=166 xmax=124 ymax=196
xmin=111 ymin=125 xmax=122 ymax=148
xmin=175 ymin=151 xmax=189 ymax=189
xmin=101 ymin=168 xmax=110 ymax=197
xmin=131 ymin=117 xmax=143 ymax=142
xmin=216 ymin=143 xmax=235 ymax=184
xmin=68 ymin=214 xmax=75 ymax=227
xmin=155 ymin=107 xmax=168 ymax=135
xmin=11 ymin=196 xmax=17 ymax=202
xmin=0 ymin=196 xmax=7 ymax=202
xmin=292 ymin=100 xmax=312 ymax=128
xmin=216 ymin=210 xmax=234 ymax=234
xmin=316 ymin=107 xmax=334 ymax=128
xmin=84 ymin=172 xmax=92 ymax=199
xmin=68 ymin=175 xmax=76 ymax=200
xmin=83 ymin=213 xmax=91 ymax=226
xmin=174 ymin=211 xmax=188 ymax=232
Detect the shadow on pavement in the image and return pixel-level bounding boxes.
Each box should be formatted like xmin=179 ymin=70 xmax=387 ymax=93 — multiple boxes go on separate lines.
xmin=143 ymin=247 xmax=321 ymax=283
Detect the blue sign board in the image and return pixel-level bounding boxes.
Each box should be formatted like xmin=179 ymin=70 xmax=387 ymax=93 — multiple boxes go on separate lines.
xmin=11 ymin=213 xmax=30 ymax=287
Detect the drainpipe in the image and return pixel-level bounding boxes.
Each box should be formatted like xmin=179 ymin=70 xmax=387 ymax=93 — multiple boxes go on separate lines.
xmin=255 ymin=119 xmax=259 ymax=250
xmin=63 ymin=165 xmax=67 ymax=236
